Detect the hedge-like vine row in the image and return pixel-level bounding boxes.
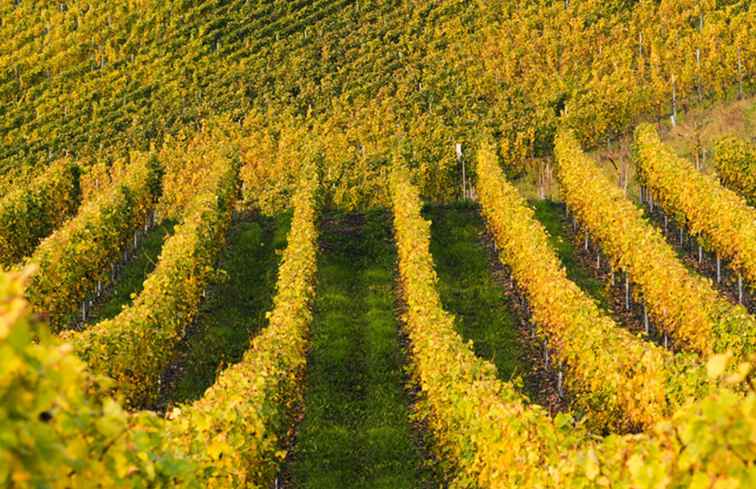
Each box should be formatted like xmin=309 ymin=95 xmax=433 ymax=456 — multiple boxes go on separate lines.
xmin=713 ymin=135 xmax=755 ymax=206
xmin=389 ymin=165 xmax=585 ymax=485
xmin=476 ymin=142 xmax=707 ymax=432
xmin=24 ymin=154 xmax=158 ymax=330
xmin=0 ymin=158 xmax=80 ymax=267
xmin=157 ymin=119 xmax=241 ymax=221
xmin=0 ymin=267 xmax=195 ymax=486
xmin=61 ymin=152 xmax=238 ymax=407
xmin=390 ymin=166 xmax=754 ymax=487
xmin=5 ymin=251 xmax=753 ymax=488
xmin=0 ymin=164 xmax=318 ymax=487
xmin=0 ymin=162 xmax=751 ymax=488
xmin=634 ymin=124 xmax=756 ymax=290
xmin=555 ymin=129 xmax=756 ymax=360
xmin=167 ymin=167 xmax=319 ymax=487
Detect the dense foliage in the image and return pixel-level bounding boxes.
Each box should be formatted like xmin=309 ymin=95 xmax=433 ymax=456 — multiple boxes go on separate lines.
xmin=167 ymin=167 xmax=318 ymax=487
xmin=0 ymin=1 xmax=752 ymax=207
xmin=634 ymin=124 xmax=756 ymax=290
xmin=0 ymin=169 xmax=318 ymax=486
xmin=1 ymin=1 xmax=755 ymax=486
xmin=476 ymin=142 xmax=709 ymax=431
xmin=714 ymin=135 xmax=756 ymax=206
xmin=23 ymin=154 xmax=157 ymax=330
xmin=0 ymin=158 xmax=80 ymax=267
xmin=62 ymin=147 xmax=238 ymax=407
xmin=556 ymin=129 xmax=756 ymax=359
xmin=391 ymin=167 xmax=756 ymax=488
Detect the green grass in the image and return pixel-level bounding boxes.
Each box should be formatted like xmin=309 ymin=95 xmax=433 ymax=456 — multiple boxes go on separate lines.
xmin=87 ymin=220 xmax=176 ymax=323
xmin=531 ymin=200 xmax=611 ymax=310
xmin=424 ymin=204 xmax=525 ymax=382
xmin=286 ymin=211 xmax=432 ymax=489
xmin=162 ymin=212 xmax=291 ymax=405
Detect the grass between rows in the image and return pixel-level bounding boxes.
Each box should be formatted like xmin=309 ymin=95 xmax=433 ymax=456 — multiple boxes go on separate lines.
xmin=286 ymin=210 xmax=433 ymax=489
xmin=530 ymin=200 xmax=611 ymax=311
xmin=424 ymin=204 xmax=526 ymax=382
xmin=162 ymin=212 xmax=291 ymax=405
xmin=87 ymin=219 xmax=177 ymax=323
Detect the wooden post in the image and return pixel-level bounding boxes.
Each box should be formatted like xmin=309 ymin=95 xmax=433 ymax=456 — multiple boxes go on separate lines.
xmin=625 ymin=273 xmax=631 ymax=310
xmin=737 ymin=47 xmax=745 ymax=100
xmin=457 ymin=143 xmax=465 ymax=200
xmin=638 ymin=31 xmax=643 ymax=59
xmin=696 ymin=48 xmax=703 ymax=102
xmin=671 ymin=77 xmax=678 ymax=127
xmin=538 ymin=162 xmax=545 ymax=200
xmin=716 ymin=254 xmax=721 ymax=283
xmin=643 ymin=304 xmax=649 ymax=335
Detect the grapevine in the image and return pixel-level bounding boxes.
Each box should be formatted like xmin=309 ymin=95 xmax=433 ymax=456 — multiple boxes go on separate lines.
xmin=476 ymin=141 xmax=708 ymax=431
xmin=634 ymin=124 xmax=756 ymax=291
xmin=555 ymin=129 xmax=756 ymax=360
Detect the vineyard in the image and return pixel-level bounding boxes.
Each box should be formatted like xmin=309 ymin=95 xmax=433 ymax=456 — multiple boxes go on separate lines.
xmin=1 ymin=0 xmax=755 ymax=488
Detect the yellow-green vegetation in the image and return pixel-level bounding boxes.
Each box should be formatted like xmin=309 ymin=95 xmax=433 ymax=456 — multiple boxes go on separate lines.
xmin=162 ymin=213 xmax=290 ymax=406
xmin=390 ymin=166 xmax=756 ymax=488
xmin=62 ymin=150 xmax=238 ymax=407
xmin=23 ymin=154 xmax=157 ymax=330
xmin=556 ymin=129 xmax=756 ymax=359
xmin=714 ymin=135 xmax=756 ymax=205
xmin=286 ymin=211 xmax=433 ymax=488
xmin=2 ymin=1 xmax=756 ymax=487
xmin=165 ymin=170 xmax=319 ymax=486
xmin=477 ymin=142 xmax=714 ymax=431
xmin=634 ymin=124 xmax=756 ymax=290
xmin=85 ymin=220 xmax=176 ymax=324
xmin=0 ymin=158 xmax=80 ymax=267
xmin=0 ymin=171 xmax=319 ymax=486
xmin=0 ymin=1 xmax=752 ymax=208
xmin=425 ymin=204 xmax=527 ymax=384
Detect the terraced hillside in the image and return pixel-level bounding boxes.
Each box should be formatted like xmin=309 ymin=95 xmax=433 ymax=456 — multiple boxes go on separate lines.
xmin=2 ymin=1 xmax=756 ymax=488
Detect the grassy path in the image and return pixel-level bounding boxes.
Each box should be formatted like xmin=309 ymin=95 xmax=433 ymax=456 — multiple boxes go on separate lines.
xmin=285 ymin=211 xmax=432 ymax=489
xmin=159 ymin=212 xmax=290 ymax=406
xmin=87 ymin=220 xmax=176 ymax=323
xmin=424 ymin=204 xmax=525 ymax=381
xmin=531 ymin=200 xmax=611 ymax=310
xmin=532 ymin=200 xmax=667 ymax=340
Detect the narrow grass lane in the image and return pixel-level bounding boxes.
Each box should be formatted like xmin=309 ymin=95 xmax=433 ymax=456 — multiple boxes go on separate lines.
xmin=286 ymin=211 xmax=432 ymax=489
xmin=87 ymin=220 xmax=176 ymax=323
xmin=425 ymin=204 xmax=525 ymax=381
xmin=159 ymin=212 xmax=290 ymax=406
xmin=531 ymin=200 xmax=611 ymax=310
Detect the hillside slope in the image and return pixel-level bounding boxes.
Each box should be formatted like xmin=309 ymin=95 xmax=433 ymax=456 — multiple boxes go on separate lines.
xmin=1 ymin=0 xmax=753 ymax=207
